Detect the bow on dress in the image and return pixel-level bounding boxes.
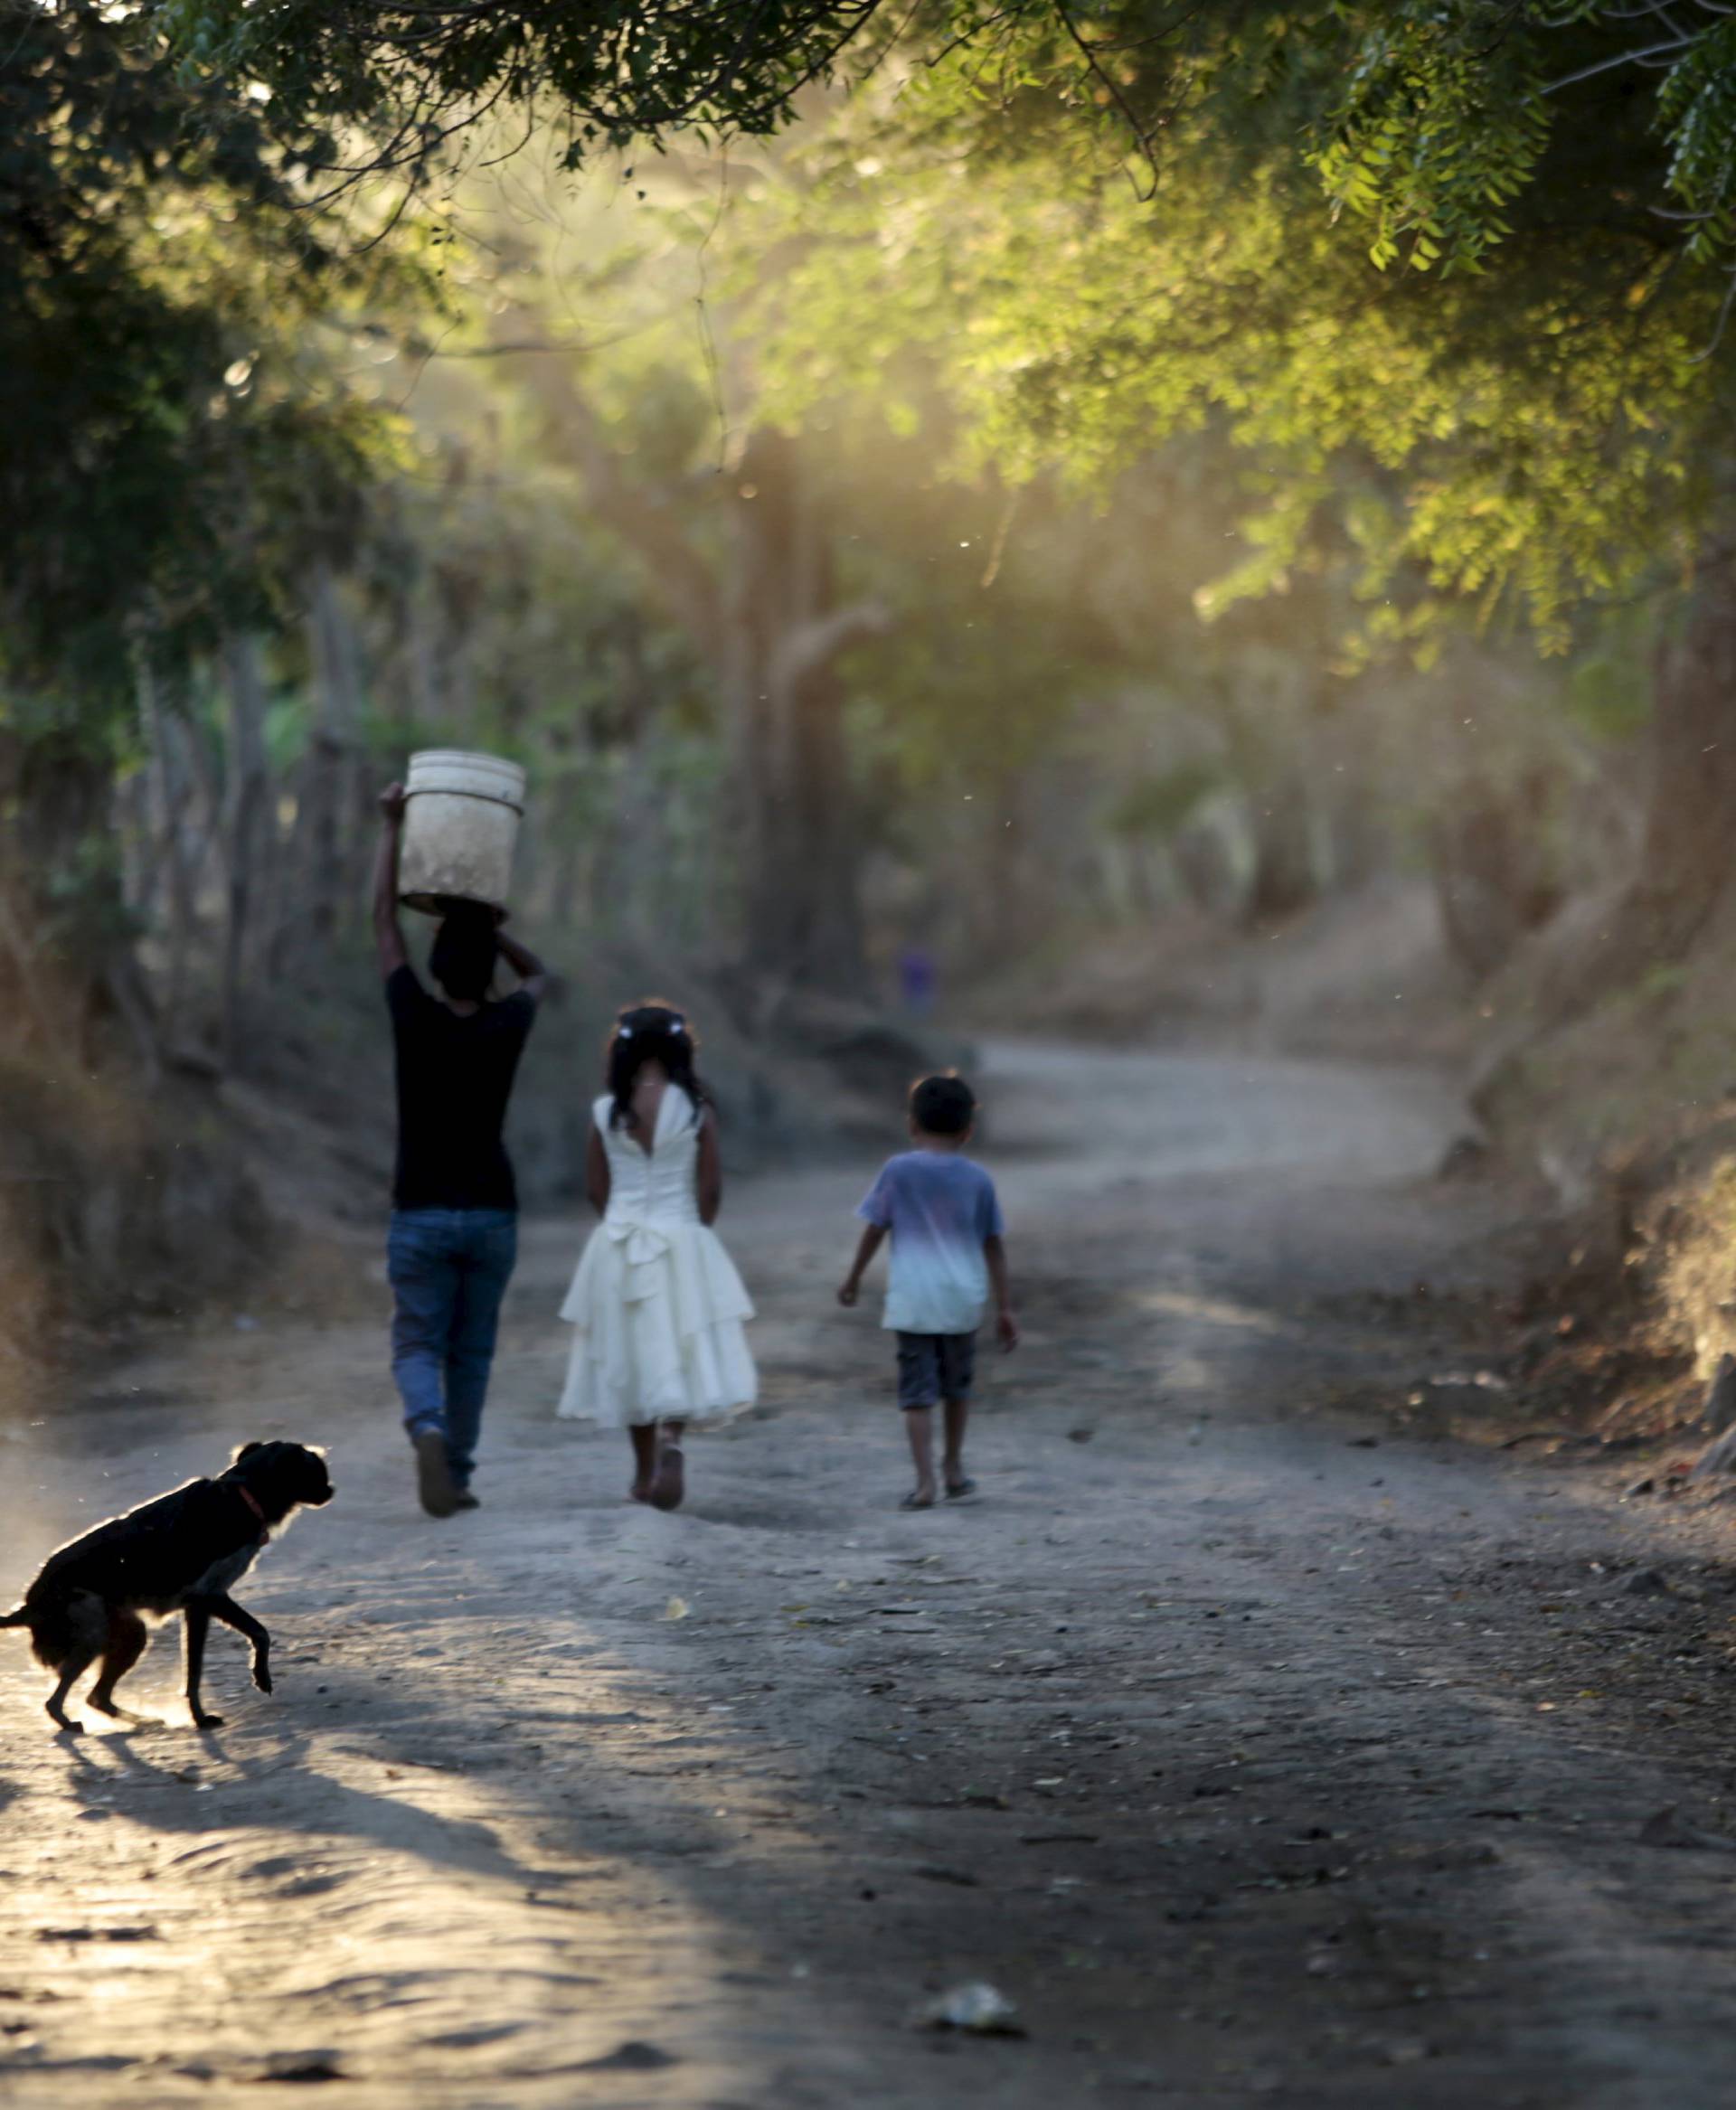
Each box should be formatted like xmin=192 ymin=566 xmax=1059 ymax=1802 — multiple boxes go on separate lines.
xmin=605 ymin=1216 xmax=672 ymax=1297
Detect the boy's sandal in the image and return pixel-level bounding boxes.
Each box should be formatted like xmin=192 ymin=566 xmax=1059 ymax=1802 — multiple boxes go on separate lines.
xmin=899 ymin=1490 xmax=936 ymax=1511
xmin=944 ymin=1477 xmax=977 ymax=1501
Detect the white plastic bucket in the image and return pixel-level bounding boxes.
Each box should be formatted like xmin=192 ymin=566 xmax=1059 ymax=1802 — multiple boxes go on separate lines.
xmin=399 ymin=749 xmax=527 ymax=914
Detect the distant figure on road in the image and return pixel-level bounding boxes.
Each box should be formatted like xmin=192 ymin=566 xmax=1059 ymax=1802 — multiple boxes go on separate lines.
xmin=837 ymin=1072 xmax=1018 ymax=1510
xmin=556 ymin=1002 xmax=757 ymax=1512
xmin=898 ymin=942 xmax=939 ymax=1020
xmin=373 ymin=784 xmax=546 ymax=1519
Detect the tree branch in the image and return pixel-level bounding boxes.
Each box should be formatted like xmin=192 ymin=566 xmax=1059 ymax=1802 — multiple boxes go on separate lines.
xmin=1542 ymin=32 xmax=1693 ymax=95
xmin=770 ymin=600 xmax=891 ymax=693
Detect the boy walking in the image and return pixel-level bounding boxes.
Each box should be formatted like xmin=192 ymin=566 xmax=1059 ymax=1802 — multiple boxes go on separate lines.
xmin=838 ymin=1073 xmax=1018 ymax=1509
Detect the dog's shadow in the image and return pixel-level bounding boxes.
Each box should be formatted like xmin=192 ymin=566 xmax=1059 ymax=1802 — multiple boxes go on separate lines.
xmin=63 ymin=1719 xmax=531 ymax=1889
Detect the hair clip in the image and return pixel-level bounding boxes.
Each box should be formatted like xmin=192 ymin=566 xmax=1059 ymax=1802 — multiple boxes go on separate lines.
xmin=617 ymin=1024 xmax=634 ymax=1040
xmin=668 ymin=1020 xmax=684 ymax=1034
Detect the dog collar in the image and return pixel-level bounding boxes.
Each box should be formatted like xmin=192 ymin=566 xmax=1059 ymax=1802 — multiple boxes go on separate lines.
xmin=237 ymin=1485 xmax=268 ymax=1532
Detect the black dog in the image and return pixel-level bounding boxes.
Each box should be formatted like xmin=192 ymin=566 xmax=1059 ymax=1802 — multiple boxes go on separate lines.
xmin=1 ymin=1441 xmax=334 ymax=1731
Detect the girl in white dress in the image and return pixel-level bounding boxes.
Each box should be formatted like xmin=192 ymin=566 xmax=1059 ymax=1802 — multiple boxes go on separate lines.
xmin=557 ymin=1002 xmax=756 ymax=1509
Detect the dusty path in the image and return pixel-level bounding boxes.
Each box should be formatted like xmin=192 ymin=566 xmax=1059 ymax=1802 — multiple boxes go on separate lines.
xmin=6 ymin=1042 xmax=1736 ymax=2106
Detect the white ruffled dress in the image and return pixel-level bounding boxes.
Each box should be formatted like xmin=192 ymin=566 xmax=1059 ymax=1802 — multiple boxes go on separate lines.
xmin=557 ymin=1088 xmax=757 ymax=1428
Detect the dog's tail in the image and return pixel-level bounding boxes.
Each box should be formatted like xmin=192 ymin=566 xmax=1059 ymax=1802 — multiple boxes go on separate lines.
xmin=1 ymin=1601 xmax=71 ymax=1669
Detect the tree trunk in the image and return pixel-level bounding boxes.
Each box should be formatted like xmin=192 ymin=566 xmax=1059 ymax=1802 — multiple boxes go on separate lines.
xmin=1619 ymin=570 xmax=1736 ymax=957
xmin=1552 ymin=563 xmax=1736 ymax=1008
xmin=0 ymin=868 xmax=60 ymax=1054
xmin=301 ymin=561 xmax=366 ymax=947
xmin=1467 ymin=559 xmax=1736 ymax=1108
xmin=1242 ymin=765 xmax=1317 ymax=925
xmin=137 ymin=657 xmax=204 ymax=1013
xmin=408 ymin=583 xmax=444 ymax=728
xmin=512 ymin=327 xmax=882 ymax=990
xmin=1430 ymin=768 xmax=1561 ymax=982
xmin=0 ymin=720 xmax=155 ymax=1069
xmin=725 ymin=429 xmax=873 ymax=989
xmin=1222 ymin=686 xmax=1317 ymax=928
xmin=221 ymin=633 xmax=272 ymax=1070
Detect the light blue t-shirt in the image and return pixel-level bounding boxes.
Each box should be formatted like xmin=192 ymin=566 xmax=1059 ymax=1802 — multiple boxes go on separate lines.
xmin=858 ymin=1150 xmax=1005 ymax=1336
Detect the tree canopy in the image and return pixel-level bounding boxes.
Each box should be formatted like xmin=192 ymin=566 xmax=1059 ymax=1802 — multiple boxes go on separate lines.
xmin=722 ymin=5 xmax=1736 ymax=656
xmin=136 ymin=0 xmax=1736 ymax=291
xmin=1 ymin=0 xmax=411 ymax=702
xmin=14 ymin=0 xmax=1736 ymax=1049
xmin=26 ymin=0 xmax=1736 ymax=672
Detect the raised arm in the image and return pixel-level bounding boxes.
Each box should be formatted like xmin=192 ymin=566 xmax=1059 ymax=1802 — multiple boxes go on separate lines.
xmin=373 ymin=784 xmax=409 ymax=978
xmin=697 ymin=1106 xmax=722 ymax=1226
xmin=494 ymin=925 xmax=548 ymax=1003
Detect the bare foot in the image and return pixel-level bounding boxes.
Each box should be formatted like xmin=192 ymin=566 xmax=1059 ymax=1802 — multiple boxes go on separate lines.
xmin=629 ymin=1479 xmax=656 ymax=1504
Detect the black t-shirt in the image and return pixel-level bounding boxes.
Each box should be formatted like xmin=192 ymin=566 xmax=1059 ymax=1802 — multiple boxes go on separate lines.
xmin=386 ymin=966 xmax=537 ymax=1211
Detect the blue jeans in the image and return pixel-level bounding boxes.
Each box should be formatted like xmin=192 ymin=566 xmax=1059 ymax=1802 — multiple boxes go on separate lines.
xmin=387 ymin=1209 xmax=518 ymax=1488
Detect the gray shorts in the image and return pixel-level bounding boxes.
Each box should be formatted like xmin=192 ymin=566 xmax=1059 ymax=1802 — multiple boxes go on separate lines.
xmin=895 ymin=1331 xmax=976 ymax=1409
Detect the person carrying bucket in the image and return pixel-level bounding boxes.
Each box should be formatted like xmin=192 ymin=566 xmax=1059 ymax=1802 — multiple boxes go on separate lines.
xmin=373 ymin=767 xmax=545 ymax=1518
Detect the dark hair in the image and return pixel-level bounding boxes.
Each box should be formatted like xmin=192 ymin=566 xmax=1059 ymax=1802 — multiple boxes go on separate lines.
xmin=606 ymin=1001 xmax=710 ymax=1130
xmin=429 ymin=902 xmax=498 ymax=1003
xmin=910 ymin=1071 xmax=976 ymax=1136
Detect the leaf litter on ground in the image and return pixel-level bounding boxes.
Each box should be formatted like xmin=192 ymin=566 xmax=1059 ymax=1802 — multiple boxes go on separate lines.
xmin=915 ymin=1982 xmax=1025 ymax=2036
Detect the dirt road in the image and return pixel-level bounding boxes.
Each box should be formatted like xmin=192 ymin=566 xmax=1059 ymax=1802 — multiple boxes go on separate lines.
xmin=6 ymin=1041 xmax=1736 ymax=2107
